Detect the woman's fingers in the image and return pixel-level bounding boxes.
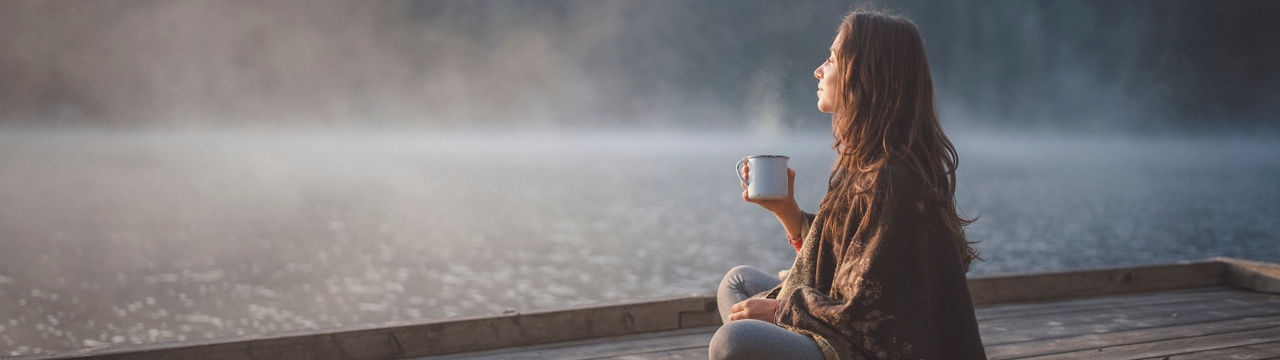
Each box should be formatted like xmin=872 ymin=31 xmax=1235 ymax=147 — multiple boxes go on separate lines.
xmin=787 ymin=168 xmax=796 ymax=197
xmin=728 ymin=299 xmax=772 ymax=322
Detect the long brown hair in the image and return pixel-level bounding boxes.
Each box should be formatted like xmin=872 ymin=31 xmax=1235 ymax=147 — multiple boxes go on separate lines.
xmin=817 ymin=7 xmax=981 ymax=271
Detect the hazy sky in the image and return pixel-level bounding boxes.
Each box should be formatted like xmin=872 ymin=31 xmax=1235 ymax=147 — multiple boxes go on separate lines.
xmin=1 ymin=0 xmax=1276 ymax=133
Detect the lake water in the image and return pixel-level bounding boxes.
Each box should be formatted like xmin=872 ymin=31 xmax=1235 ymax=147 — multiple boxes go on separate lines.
xmin=1 ymin=129 xmax=1278 ymax=355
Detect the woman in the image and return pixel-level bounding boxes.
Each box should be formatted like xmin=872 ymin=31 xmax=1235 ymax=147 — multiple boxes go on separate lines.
xmin=710 ymin=7 xmax=987 ymax=360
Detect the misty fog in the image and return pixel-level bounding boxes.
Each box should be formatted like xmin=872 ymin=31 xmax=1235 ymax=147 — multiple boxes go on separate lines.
xmin=1 ymin=0 xmax=1277 ymax=132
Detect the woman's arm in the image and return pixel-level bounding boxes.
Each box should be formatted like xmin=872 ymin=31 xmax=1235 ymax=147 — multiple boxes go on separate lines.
xmin=775 ymin=206 xmax=807 ymax=239
xmin=779 ymin=209 xmax=815 ymax=251
xmin=740 ymin=164 xmax=811 ymax=245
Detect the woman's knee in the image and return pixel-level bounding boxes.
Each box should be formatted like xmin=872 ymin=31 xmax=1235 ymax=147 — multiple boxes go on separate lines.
xmin=708 ymin=320 xmax=776 ymax=360
xmin=724 ymin=265 xmax=756 ymax=279
xmin=710 ymin=320 xmax=822 ymax=360
xmin=719 ymin=265 xmax=762 ymax=288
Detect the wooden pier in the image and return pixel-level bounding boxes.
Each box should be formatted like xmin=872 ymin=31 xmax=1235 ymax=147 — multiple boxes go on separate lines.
xmin=30 ymin=257 xmax=1280 ymax=360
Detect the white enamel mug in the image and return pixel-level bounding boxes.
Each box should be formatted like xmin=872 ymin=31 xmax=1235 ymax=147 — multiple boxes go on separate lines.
xmin=736 ymin=155 xmax=790 ymax=200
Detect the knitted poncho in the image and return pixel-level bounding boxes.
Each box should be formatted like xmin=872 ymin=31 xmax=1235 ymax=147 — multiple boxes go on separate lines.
xmin=753 ymin=166 xmax=987 ymax=360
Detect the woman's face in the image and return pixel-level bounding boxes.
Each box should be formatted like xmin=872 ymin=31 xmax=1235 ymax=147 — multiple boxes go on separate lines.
xmin=814 ymin=32 xmax=842 ymax=113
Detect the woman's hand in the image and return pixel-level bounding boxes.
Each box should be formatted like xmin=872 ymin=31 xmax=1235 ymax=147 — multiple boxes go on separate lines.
xmin=729 ymin=298 xmax=779 ymax=323
xmin=740 ymin=164 xmax=800 ymax=215
xmin=741 ymin=164 xmax=804 ymax=235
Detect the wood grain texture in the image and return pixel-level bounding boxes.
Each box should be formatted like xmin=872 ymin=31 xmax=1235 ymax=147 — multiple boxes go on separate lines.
xmin=1218 ymin=256 xmax=1280 ymax=294
xmin=414 ymin=326 xmax=716 ymax=360
xmin=1159 ymin=339 xmax=1280 ymax=359
xmin=976 ymin=286 xmax=1234 ymax=321
xmin=986 ymin=314 xmax=1280 ymax=359
xmin=1021 ymin=326 xmax=1280 ymax=360
xmin=967 ymin=260 xmax=1226 ymax=306
xmin=980 ymin=293 xmax=1280 ymax=345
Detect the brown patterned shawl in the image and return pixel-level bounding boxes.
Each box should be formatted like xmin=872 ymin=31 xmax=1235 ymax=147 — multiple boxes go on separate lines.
xmin=753 ymin=166 xmax=987 ymax=360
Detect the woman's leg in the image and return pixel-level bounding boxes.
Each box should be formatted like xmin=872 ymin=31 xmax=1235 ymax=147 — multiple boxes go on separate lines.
xmin=708 ymin=319 xmax=825 ymax=360
xmin=716 ymin=265 xmax=782 ymax=323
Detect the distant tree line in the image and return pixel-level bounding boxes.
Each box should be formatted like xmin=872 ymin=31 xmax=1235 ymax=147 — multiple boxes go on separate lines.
xmin=0 ymin=0 xmax=1276 ymax=133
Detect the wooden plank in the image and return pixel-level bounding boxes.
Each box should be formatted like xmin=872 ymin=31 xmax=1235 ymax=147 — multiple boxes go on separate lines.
xmin=1021 ymin=326 xmax=1280 ymax=360
xmin=976 ymin=286 xmax=1227 ymax=317
xmin=985 ymin=314 xmax=1280 ymax=359
xmin=392 ymin=295 xmax=717 ymax=357
xmin=980 ymin=294 xmax=1280 ymax=345
xmin=596 ymin=346 xmax=708 ymax=360
xmin=976 ymin=287 xmax=1240 ymax=321
xmin=1159 ymin=339 xmax=1280 ymax=359
xmin=39 ymin=296 xmax=719 ymax=360
xmin=1218 ymin=257 xmax=1280 ymax=294
xmin=968 ymin=260 xmax=1225 ymax=306
xmin=417 ymin=326 xmax=716 ymax=360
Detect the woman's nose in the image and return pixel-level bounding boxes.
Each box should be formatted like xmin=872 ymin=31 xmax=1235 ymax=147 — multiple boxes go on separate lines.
xmin=814 ymin=64 xmax=822 ymax=79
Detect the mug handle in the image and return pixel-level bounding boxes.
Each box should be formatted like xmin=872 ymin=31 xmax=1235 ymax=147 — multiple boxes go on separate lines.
xmin=736 ymin=158 xmax=749 ymax=186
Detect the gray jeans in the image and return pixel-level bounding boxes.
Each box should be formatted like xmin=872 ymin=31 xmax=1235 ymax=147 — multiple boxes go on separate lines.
xmin=710 ymin=265 xmax=824 ymax=360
